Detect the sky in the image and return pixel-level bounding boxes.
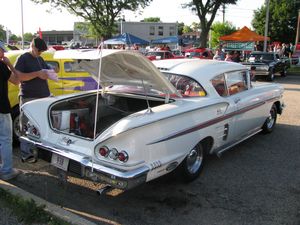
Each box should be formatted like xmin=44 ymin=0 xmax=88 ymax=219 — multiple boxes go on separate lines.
xmin=1 ymin=0 xmax=264 ymax=36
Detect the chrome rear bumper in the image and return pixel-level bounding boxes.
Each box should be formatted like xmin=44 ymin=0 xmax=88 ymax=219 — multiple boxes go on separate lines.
xmin=20 ymin=136 xmax=149 ymax=190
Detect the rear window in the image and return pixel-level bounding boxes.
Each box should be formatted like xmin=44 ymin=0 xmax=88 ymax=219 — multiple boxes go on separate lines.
xmin=162 ymin=72 xmax=206 ymax=97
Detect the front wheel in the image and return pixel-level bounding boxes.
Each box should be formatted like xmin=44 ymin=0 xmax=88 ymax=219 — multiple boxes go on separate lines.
xmin=262 ymin=104 xmax=277 ymax=133
xmin=267 ymin=69 xmax=275 ymax=81
xmin=178 ymin=143 xmax=205 ymax=182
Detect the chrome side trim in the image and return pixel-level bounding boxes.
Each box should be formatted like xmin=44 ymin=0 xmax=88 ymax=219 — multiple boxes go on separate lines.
xmin=216 ymin=128 xmax=262 ymax=157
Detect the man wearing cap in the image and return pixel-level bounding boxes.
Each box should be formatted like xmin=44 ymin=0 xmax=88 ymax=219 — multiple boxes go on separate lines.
xmin=15 ymin=37 xmax=49 ymax=163
xmin=0 ymin=43 xmax=21 ymax=180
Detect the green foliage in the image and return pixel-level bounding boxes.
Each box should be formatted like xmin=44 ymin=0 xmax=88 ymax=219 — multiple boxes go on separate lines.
xmin=182 ymin=25 xmax=193 ymax=34
xmin=191 ymin=22 xmax=200 ymax=31
xmin=31 ymin=0 xmax=153 ymax=39
xmin=0 ymin=25 xmax=6 ymax=41
xmin=182 ymin=0 xmax=238 ymax=47
xmin=211 ymin=21 xmax=236 ymax=48
xmin=0 ymin=188 xmax=68 ymax=225
xmin=9 ymin=34 xmax=19 ymax=42
xmin=142 ymin=17 xmax=161 ymax=22
xmin=252 ymin=0 xmax=300 ymax=43
xmin=23 ymin=33 xmax=34 ymax=42
xmin=177 ymin=22 xmax=185 ymax=35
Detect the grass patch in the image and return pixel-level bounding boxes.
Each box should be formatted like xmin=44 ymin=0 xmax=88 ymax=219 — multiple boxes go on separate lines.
xmin=0 ymin=188 xmax=69 ymax=225
xmin=288 ymin=65 xmax=300 ymax=74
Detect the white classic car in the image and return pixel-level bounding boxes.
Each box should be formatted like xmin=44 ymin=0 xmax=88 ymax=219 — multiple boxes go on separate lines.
xmin=20 ymin=49 xmax=284 ymax=193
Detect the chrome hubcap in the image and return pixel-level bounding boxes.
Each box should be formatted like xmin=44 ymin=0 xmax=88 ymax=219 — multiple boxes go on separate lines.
xmin=267 ymin=108 xmax=275 ymax=129
xmin=186 ymin=146 xmax=203 ymax=174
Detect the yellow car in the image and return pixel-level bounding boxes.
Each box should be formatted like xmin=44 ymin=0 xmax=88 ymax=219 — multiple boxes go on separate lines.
xmin=7 ymin=50 xmax=97 ymax=142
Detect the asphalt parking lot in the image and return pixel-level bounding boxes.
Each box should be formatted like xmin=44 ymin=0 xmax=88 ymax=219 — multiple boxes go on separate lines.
xmin=4 ymin=73 xmax=300 ymax=225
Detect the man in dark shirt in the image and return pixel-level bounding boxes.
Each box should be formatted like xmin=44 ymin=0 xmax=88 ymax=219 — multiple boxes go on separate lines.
xmin=0 ymin=43 xmax=20 ymax=180
xmin=15 ymin=37 xmax=49 ymax=162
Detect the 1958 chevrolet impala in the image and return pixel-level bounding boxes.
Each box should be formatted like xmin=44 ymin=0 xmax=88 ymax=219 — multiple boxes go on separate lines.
xmin=20 ymin=49 xmax=284 ymax=192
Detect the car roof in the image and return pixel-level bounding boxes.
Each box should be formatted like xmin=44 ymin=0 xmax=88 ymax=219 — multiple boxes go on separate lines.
xmin=5 ymin=49 xmax=55 ymax=58
xmin=152 ymin=58 xmax=247 ymax=82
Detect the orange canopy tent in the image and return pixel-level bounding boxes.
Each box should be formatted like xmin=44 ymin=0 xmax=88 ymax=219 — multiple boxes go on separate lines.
xmin=219 ymin=26 xmax=269 ymax=42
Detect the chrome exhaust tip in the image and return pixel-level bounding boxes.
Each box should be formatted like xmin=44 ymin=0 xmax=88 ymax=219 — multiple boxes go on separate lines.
xmin=96 ymin=185 xmax=113 ymax=195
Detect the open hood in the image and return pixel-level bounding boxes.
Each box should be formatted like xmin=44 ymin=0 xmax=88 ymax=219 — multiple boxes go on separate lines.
xmin=54 ymin=49 xmax=179 ymax=96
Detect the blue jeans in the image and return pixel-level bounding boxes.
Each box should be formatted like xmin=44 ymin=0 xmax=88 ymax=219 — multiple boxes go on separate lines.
xmin=0 ymin=113 xmax=13 ymax=174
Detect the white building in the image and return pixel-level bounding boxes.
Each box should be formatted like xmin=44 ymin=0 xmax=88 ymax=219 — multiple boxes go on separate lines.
xmin=117 ymin=21 xmax=178 ymax=42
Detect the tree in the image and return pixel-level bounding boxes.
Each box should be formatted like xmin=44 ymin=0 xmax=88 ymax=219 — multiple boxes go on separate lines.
xmin=210 ymin=21 xmax=236 ymax=49
xmin=191 ymin=22 xmax=200 ymax=32
xmin=9 ymin=34 xmax=19 ymax=43
xmin=31 ymin=0 xmax=153 ymax=39
xmin=0 ymin=25 xmax=6 ymax=42
xmin=182 ymin=0 xmax=238 ymax=47
xmin=182 ymin=25 xmax=193 ymax=34
xmin=141 ymin=17 xmax=161 ymax=22
xmin=252 ymin=0 xmax=300 ymax=44
xmin=23 ymin=33 xmax=34 ymax=42
xmin=177 ymin=22 xmax=185 ymax=35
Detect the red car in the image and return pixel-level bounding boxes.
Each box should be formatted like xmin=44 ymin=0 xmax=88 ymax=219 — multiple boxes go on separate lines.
xmin=291 ymin=43 xmax=300 ymax=65
xmin=184 ymin=48 xmax=214 ymax=59
xmin=145 ymin=50 xmax=185 ymax=61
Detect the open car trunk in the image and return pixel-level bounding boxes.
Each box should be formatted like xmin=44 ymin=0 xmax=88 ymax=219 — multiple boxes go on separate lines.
xmin=50 ymin=92 xmax=169 ymax=139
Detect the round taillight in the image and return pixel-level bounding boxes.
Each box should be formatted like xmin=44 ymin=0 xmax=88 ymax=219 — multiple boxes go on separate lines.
xmin=118 ymin=151 xmax=128 ymax=162
xmin=99 ymin=146 xmax=109 ymax=157
xmin=109 ymin=148 xmax=118 ymax=160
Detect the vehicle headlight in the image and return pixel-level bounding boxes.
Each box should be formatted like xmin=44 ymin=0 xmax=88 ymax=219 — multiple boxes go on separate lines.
xmin=25 ymin=121 xmax=41 ymax=139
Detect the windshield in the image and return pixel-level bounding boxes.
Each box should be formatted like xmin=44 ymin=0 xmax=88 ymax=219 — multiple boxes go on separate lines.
xmin=249 ymin=54 xmax=274 ymax=61
xmin=146 ymin=52 xmax=164 ymax=58
xmin=105 ymin=84 xmax=166 ymax=97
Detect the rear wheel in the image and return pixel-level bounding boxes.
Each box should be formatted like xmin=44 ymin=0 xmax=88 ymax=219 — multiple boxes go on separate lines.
xmin=178 ymin=143 xmax=205 ymax=182
xmin=262 ymin=104 xmax=277 ymax=133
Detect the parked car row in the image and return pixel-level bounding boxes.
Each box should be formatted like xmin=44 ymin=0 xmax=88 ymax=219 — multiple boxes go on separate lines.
xmin=20 ymin=49 xmax=284 ymax=193
xmin=145 ymin=47 xmax=214 ymax=61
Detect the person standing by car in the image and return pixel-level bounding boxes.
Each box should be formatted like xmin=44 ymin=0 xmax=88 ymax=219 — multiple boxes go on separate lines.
xmin=0 ymin=43 xmax=21 ymax=180
xmin=225 ymin=51 xmax=234 ymax=62
xmin=15 ymin=37 xmax=50 ymax=163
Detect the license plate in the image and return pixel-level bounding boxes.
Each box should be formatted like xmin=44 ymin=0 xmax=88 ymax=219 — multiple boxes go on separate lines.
xmin=51 ymin=153 xmax=69 ymax=171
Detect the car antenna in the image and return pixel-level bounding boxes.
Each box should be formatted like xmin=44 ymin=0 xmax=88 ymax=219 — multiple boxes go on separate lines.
xmin=93 ymin=39 xmax=104 ymax=141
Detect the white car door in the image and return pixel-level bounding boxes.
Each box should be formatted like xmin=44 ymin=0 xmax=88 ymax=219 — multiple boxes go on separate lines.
xmin=225 ymin=70 xmax=263 ymax=139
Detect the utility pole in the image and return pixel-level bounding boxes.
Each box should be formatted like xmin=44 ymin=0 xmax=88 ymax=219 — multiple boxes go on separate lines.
xmin=21 ymin=0 xmax=24 ymax=49
xmin=222 ymin=4 xmax=225 ymax=23
xmin=263 ymin=0 xmax=270 ymax=52
xmin=295 ymin=9 xmax=300 ymax=47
